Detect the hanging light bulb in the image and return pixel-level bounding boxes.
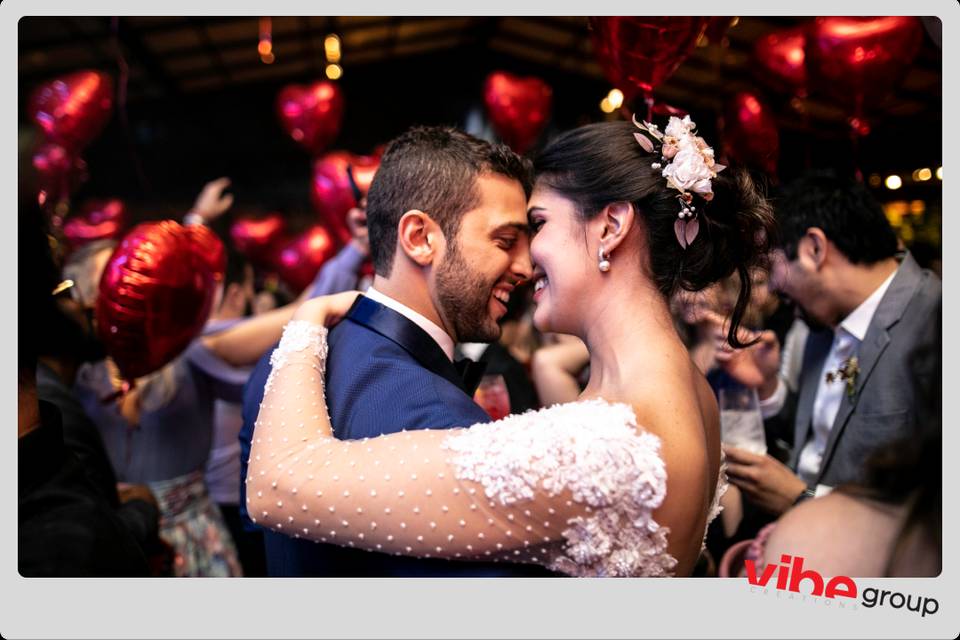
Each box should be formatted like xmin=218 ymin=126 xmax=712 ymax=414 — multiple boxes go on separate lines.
xmin=607 ymin=88 xmax=624 ymax=110
xmin=259 ymin=17 xmax=274 ymax=64
xmin=325 ymin=63 xmax=343 ymax=80
xmin=325 ymin=34 xmax=341 ymax=64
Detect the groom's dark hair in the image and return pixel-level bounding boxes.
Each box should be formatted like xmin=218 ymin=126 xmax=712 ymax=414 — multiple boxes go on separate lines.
xmin=366 ymin=126 xmax=532 ymax=276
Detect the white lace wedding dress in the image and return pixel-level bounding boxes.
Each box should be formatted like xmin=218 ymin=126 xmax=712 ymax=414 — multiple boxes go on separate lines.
xmin=246 ymin=321 xmax=726 ymax=577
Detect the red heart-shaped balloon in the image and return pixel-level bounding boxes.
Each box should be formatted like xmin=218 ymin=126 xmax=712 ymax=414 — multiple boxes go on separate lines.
xmin=28 ymin=70 xmax=114 ymax=152
xmin=311 ymin=151 xmax=381 ymax=245
xmin=96 ymin=221 xmax=224 ymax=380
xmin=483 ymin=71 xmax=553 ymax=154
xmin=272 ymin=225 xmax=338 ymax=292
xmin=63 ymin=198 xmax=127 ymax=247
xmin=807 ymin=17 xmax=923 ymax=119
xmin=184 ymin=222 xmax=227 ymax=281
xmin=589 ymin=17 xmax=710 ymax=103
xmin=754 ymin=26 xmax=808 ymax=96
xmin=722 ymin=92 xmax=780 ymax=177
xmin=276 ymin=81 xmax=345 ymax=155
xmin=349 ymin=154 xmax=381 ymax=196
xmin=230 ymin=213 xmax=286 ymax=264
xmin=32 ymin=142 xmax=88 ymax=209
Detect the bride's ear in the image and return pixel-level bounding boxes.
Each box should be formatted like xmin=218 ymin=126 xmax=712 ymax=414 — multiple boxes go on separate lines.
xmin=597 ymin=201 xmax=635 ymax=256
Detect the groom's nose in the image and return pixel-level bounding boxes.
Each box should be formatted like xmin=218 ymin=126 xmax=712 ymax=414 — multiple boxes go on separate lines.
xmin=509 ymin=242 xmax=534 ymax=283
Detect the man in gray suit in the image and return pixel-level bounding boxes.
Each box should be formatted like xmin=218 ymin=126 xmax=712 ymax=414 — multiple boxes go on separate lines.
xmin=722 ymin=172 xmax=940 ymax=516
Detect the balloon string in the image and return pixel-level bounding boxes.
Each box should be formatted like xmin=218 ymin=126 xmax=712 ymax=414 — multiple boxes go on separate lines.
xmin=111 ymin=17 xmax=152 ymax=196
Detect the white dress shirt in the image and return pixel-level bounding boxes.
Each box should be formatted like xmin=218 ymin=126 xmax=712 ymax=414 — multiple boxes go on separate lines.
xmin=364 ymin=287 xmax=455 ymax=361
xmin=794 ymin=269 xmax=898 ymax=487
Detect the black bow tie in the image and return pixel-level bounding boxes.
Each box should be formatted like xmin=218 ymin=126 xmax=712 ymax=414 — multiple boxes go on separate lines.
xmin=454 ymin=357 xmax=487 ymax=396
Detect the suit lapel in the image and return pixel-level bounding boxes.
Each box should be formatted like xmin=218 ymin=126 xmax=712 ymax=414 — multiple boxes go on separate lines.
xmin=791 ymin=329 xmax=832 ymax=469
xmin=815 ymin=254 xmax=925 ymax=483
xmin=344 ymin=295 xmax=468 ymax=394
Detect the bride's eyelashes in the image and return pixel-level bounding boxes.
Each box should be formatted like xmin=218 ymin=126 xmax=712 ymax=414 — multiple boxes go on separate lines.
xmin=530 ymin=217 xmax=545 ymax=233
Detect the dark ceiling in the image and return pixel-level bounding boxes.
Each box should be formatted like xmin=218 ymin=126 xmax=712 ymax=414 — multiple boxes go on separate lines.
xmin=19 ymin=16 xmax=941 ymax=125
xmin=17 ymin=16 xmax=942 ymax=215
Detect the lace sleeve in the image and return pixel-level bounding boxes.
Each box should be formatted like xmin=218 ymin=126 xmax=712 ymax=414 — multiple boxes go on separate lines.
xmin=247 ymin=321 xmax=677 ymax=576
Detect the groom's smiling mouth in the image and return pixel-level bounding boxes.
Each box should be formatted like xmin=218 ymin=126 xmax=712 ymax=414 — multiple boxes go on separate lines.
xmin=490 ymin=284 xmax=513 ymax=318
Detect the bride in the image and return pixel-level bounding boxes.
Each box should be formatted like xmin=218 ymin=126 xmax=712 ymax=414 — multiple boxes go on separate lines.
xmin=247 ymin=117 xmax=774 ymax=576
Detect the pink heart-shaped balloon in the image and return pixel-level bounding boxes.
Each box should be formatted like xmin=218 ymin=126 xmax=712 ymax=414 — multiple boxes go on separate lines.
xmin=32 ymin=142 xmax=88 ymax=208
xmin=754 ymin=26 xmax=808 ymax=96
xmin=28 ymin=70 xmax=114 ymax=152
xmin=807 ymin=16 xmax=923 ymax=116
xmin=276 ymin=81 xmax=345 ymax=155
xmin=63 ymin=198 xmax=127 ymax=246
xmin=722 ymin=92 xmax=780 ymax=176
xmin=483 ymin=71 xmax=552 ymax=154
xmin=311 ymin=150 xmax=381 ymax=245
xmin=230 ymin=213 xmax=286 ymax=264
xmin=589 ymin=17 xmax=710 ymax=103
xmin=272 ymin=225 xmax=338 ymax=292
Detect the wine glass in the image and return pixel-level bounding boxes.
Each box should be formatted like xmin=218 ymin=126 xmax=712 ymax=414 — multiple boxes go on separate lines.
xmin=718 ymin=382 xmax=767 ymax=455
xmin=474 ymin=374 xmax=511 ymax=420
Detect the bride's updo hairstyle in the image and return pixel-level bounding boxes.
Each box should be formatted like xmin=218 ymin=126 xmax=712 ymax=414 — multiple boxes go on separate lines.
xmin=533 ymin=120 xmax=775 ymax=348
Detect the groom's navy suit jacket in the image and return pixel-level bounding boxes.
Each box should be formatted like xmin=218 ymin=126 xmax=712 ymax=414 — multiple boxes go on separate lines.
xmin=239 ymin=295 xmax=552 ymax=576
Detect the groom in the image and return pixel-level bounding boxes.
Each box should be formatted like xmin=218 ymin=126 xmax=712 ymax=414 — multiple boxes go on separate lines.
xmin=239 ymin=126 xmax=548 ymax=576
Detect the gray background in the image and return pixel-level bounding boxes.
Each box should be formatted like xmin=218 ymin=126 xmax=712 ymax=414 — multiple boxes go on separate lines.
xmin=4 ymin=0 xmax=955 ymax=637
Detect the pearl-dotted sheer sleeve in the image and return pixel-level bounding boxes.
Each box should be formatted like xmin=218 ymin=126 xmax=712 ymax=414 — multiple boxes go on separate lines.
xmin=247 ymin=320 xmax=678 ymax=576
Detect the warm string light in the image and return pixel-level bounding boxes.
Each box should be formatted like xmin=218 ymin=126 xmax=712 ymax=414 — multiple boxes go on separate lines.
xmin=607 ymin=88 xmax=624 ymax=109
xmin=875 ymin=166 xmax=942 ymax=190
xmin=599 ymin=88 xmax=623 ymax=113
xmin=324 ymin=33 xmax=343 ymax=79
xmin=325 ymin=64 xmax=343 ymax=80
xmin=324 ymin=34 xmax=341 ymax=63
xmin=259 ymin=17 xmax=274 ymax=64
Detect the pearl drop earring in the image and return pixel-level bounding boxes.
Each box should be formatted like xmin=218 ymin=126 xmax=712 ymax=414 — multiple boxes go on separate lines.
xmin=598 ymin=246 xmax=611 ymax=273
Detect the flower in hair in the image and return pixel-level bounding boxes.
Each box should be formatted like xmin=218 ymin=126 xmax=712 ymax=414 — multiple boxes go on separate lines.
xmin=633 ymin=114 xmax=725 ymax=250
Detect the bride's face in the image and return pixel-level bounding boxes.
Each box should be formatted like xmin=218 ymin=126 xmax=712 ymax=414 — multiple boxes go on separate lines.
xmin=528 ymin=185 xmax=597 ymax=335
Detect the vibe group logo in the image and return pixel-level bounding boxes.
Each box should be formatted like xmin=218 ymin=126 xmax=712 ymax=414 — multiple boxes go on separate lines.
xmin=746 ymin=554 xmax=940 ymax=618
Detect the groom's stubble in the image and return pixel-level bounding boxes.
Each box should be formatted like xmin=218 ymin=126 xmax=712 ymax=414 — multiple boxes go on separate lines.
xmin=435 ymin=234 xmax=502 ymax=344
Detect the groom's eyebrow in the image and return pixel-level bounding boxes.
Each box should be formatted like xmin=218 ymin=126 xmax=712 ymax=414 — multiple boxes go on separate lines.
xmin=491 ymin=222 xmax=531 ymax=236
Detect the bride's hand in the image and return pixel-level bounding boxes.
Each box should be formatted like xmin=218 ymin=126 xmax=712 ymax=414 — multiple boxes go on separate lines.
xmin=292 ymin=291 xmax=363 ymax=327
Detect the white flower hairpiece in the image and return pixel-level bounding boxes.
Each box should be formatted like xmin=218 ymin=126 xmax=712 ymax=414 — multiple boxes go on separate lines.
xmin=632 ymin=114 xmax=725 ymax=250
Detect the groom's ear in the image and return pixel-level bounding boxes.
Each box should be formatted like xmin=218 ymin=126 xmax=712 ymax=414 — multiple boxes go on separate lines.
xmin=397 ymin=210 xmax=442 ymax=267
xmin=597 ymin=201 xmax=635 ymax=255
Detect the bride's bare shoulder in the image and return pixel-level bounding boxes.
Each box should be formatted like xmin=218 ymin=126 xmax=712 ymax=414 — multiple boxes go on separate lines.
xmin=621 ymin=368 xmax=716 ymax=490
